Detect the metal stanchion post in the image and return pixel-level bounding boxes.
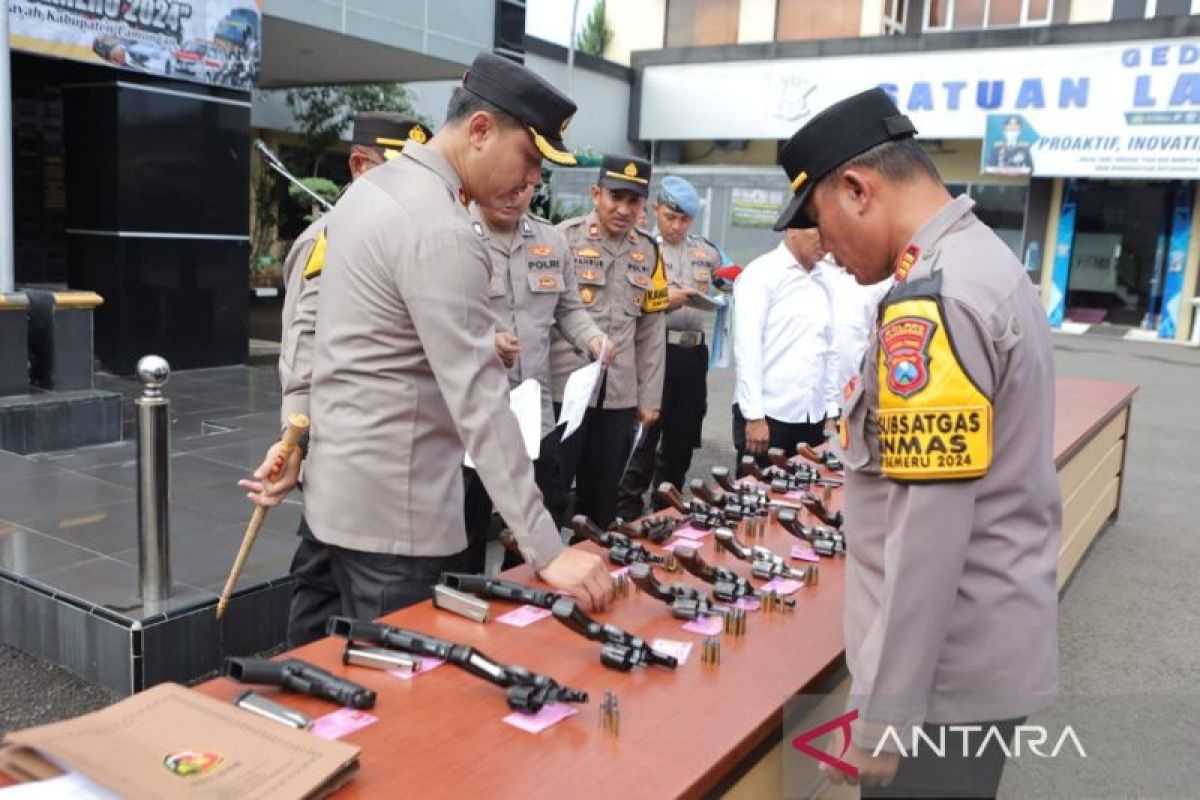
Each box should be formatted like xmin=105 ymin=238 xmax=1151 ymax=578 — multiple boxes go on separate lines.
xmin=135 ymin=355 xmax=172 ymax=602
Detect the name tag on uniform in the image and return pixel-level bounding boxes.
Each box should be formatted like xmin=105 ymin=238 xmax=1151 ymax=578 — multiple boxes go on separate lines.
xmin=876 ymin=298 xmax=992 ymax=482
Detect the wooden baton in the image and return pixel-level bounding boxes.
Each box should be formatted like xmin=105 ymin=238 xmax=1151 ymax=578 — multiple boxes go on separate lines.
xmin=215 ymin=413 xmax=310 ymax=618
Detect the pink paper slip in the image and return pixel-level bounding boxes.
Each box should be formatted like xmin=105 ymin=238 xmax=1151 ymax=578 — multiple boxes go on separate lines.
xmin=784 ymin=490 xmax=805 ymax=500
xmin=497 ymin=604 xmax=553 ymax=627
xmin=650 ymin=639 xmax=693 ymax=665
xmin=503 ymin=703 xmax=578 ymax=733
xmin=671 ymin=525 xmax=711 ymax=541
xmin=734 ymin=597 xmax=761 ymax=611
xmin=791 ymin=544 xmax=820 ymax=563
xmin=390 ymin=656 xmax=445 ymax=680
xmin=760 ymin=577 xmax=803 ymax=596
xmin=610 ymin=567 xmax=630 ymax=578
xmin=682 ymin=615 xmax=723 ymax=636
xmin=311 ymin=708 xmax=378 ymax=740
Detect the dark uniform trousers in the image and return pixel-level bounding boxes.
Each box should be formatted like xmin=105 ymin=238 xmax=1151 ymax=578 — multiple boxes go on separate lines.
xmin=861 ymin=717 xmax=1025 ymax=799
xmin=731 ymin=403 xmax=826 ymax=468
xmin=616 ymin=342 xmax=708 ymax=519
xmin=463 ymin=427 xmax=564 ymax=574
xmin=287 ymin=515 xmax=339 ymax=648
xmin=546 ymin=396 xmax=637 ymax=531
xmin=287 ymin=515 xmax=469 ymax=645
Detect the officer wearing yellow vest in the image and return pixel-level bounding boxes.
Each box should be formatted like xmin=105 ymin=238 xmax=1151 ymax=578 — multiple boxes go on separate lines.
xmin=256 ymin=113 xmax=431 ymax=647
xmin=776 ymin=88 xmax=1060 ymax=795
xmin=616 ymin=176 xmax=721 ymax=519
xmin=548 ymin=154 xmax=668 ymax=529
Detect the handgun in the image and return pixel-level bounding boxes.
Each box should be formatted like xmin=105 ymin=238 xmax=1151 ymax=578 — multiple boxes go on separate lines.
xmin=223 ymin=657 xmax=376 ymax=709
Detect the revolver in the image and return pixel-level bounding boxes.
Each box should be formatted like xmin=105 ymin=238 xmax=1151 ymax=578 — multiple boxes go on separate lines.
xmin=550 ymin=597 xmax=677 ymax=671
xmin=713 ymin=527 xmax=813 ymax=583
xmin=571 ymin=515 xmax=668 ymax=566
xmin=627 ymin=562 xmax=728 ymax=621
xmin=223 ymin=656 xmax=376 ymax=710
xmin=673 ymin=545 xmax=757 ymax=602
xmin=776 ymin=508 xmax=844 ymax=556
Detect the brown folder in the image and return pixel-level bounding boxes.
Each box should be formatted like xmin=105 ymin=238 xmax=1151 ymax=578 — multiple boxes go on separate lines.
xmin=2 ymin=683 xmax=358 ymax=799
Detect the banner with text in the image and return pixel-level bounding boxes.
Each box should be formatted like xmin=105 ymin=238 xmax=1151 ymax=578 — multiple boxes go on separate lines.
xmin=7 ymin=0 xmax=261 ymax=91
xmin=641 ymin=38 xmax=1200 ymax=179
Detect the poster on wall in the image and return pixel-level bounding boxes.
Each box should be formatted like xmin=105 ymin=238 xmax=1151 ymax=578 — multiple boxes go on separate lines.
xmin=6 ymin=0 xmax=262 ymax=91
xmin=731 ymin=188 xmax=785 ymax=228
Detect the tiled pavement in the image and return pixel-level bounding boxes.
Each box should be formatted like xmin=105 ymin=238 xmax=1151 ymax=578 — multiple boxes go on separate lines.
xmin=0 ymin=364 xmax=301 ymax=616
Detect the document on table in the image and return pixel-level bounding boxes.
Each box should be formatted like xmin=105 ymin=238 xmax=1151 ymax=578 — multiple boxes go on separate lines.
xmin=557 ymin=342 xmax=606 ymax=441
xmin=1 ymin=683 xmax=359 ymax=800
xmin=464 ymin=378 xmax=542 ymax=469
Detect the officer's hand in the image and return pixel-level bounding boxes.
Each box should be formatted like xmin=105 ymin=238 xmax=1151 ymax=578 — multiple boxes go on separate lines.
xmin=588 ymin=335 xmax=617 ymax=366
xmin=539 ymin=549 xmax=613 ymax=611
xmin=745 ymin=418 xmax=770 ymax=456
xmin=820 ymin=725 xmax=900 ymax=788
xmin=495 ymin=331 xmax=521 ymax=368
xmin=239 ymin=440 xmax=302 ymax=508
xmin=637 ymin=408 xmax=661 ymax=428
xmin=667 ymin=287 xmax=696 ymax=311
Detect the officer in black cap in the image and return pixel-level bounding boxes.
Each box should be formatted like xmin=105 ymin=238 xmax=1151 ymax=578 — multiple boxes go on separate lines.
xmin=779 ymin=88 xmax=1060 ymax=799
xmin=245 ymin=53 xmax=615 ymax=619
xmin=350 ymin=113 xmax=434 ymax=162
xmin=547 ymin=154 xmax=669 ymax=530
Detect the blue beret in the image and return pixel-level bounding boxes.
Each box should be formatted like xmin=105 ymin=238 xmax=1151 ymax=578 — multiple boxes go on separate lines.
xmin=658 ymin=176 xmax=700 ymax=218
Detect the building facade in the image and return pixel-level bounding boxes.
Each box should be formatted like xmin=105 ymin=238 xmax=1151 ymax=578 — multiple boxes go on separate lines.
xmin=6 ymin=0 xmax=500 ymax=372
xmin=566 ymin=0 xmax=1200 ymax=342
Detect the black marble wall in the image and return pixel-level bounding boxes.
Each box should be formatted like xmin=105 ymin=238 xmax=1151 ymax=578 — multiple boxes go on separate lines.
xmin=56 ymin=72 xmax=250 ymax=374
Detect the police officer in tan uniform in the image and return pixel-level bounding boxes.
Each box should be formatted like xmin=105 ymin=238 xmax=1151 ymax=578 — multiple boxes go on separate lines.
xmin=246 ymin=53 xmax=613 ymax=618
xmin=462 ymin=187 xmax=607 ymax=572
xmin=617 ymin=176 xmax=721 ymax=519
xmin=776 ymin=88 xmax=1060 ymax=796
xmin=548 ymin=154 xmax=668 ymax=530
xmin=263 ymin=114 xmax=431 ymax=646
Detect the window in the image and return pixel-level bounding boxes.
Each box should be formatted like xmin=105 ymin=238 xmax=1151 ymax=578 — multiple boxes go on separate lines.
xmin=665 ymin=0 xmax=740 ymax=48
xmin=925 ymin=0 xmax=1055 ymax=30
xmin=776 ymin=0 xmax=863 ymax=41
xmin=946 ymin=183 xmax=1029 ymax=258
xmin=882 ymin=0 xmax=909 ymax=34
xmin=1151 ymin=0 xmax=1192 ymax=16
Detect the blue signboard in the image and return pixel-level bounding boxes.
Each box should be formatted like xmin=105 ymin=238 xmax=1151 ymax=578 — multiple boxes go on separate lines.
xmin=1048 ymin=180 xmax=1078 ymax=328
xmin=1158 ymin=183 xmax=1194 ymax=339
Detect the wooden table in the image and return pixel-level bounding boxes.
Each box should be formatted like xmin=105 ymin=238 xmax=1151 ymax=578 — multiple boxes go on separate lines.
xmin=191 ymin=378 xmax=1137 ymax=799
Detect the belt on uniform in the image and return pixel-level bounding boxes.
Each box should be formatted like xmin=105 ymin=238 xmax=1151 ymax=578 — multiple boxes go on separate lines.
xmin=666 ymin=330 xmax=705 ymax=347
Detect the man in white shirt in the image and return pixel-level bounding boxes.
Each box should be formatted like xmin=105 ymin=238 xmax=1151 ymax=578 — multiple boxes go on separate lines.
xmin=732 ymin=228 xmax=839 ymax=465
xmin=825 ymin=257 xmax=892 ymax=406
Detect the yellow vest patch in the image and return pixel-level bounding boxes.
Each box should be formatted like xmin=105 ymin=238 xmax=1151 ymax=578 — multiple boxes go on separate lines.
xmin=302 ymin=232 xmax=327 ymax=280
xmin=876 ymin=297 xmax=991 ymax=481
xmin=641 ymin=248 xmax=669 ymax=313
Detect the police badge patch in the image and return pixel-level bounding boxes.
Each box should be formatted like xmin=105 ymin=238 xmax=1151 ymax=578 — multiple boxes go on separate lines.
xmin=880 ymin=316 xmax=934 ymax=398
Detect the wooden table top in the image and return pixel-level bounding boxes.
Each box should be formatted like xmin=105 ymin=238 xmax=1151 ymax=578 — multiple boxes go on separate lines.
xmin=197 ymin=514 xmax=847 ymax=799
xmin=191 ymin=376 xmax=1136 ymax=799
xmin=1052 ymin=378 xmax=1138 ymax=467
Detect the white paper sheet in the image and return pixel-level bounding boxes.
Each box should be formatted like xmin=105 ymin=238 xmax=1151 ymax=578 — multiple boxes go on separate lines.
xmin=0 ymin=772 xmax=120 ymax=799
xmin=464 ymin=379 xmax=542 ymax=469
xmin=556 ymin=358 xmax=603 ymax=441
